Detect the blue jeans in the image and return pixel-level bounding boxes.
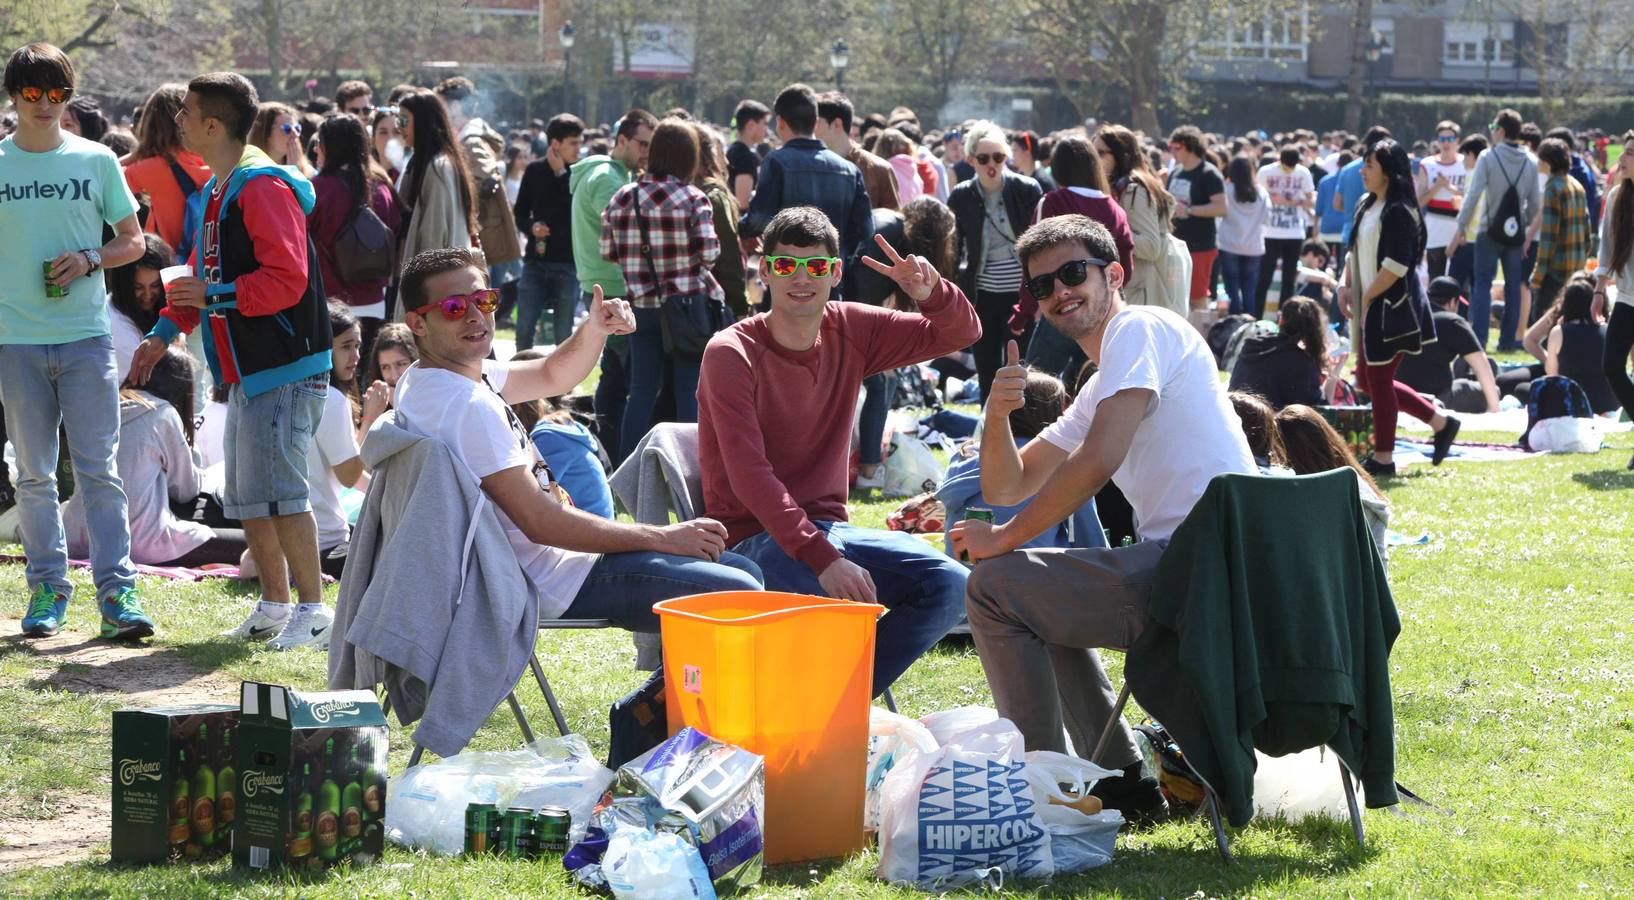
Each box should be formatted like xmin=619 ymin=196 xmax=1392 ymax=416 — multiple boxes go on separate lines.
xmin=731 ymin=521 xmax=967 ymax=696
xmin=1218 ymin=251 xmax=1261 ymax=317
xmin=596 ymin=329 xmax=631 ymax=465
xmin=0 ymin=336 xmax=136 ymax=600
xmin=224 ymin=375 xmax=327 ymax=521
xmin=517 ymin=260 xmax=579 ymax=351
xmin=621 ymin=305 xmax=700 ymax=461
xmin=560 ymin=550 xmax=763 ymax=631
xmin=1025 ymin=318 xmax=1086 ymax=385
xmin=1472 ymin=234 xmax=1524 ymax=351
xmin=859 ymin=372 xmax=898 ymax=466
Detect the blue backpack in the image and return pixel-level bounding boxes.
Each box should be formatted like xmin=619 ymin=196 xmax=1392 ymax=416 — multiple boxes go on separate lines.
xmin=1521 ymin=375 xmax=1592 ymax=451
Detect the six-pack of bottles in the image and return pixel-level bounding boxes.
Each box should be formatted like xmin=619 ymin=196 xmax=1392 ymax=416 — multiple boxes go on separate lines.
xmin=110 ymin=682 xmax=389 ymax=870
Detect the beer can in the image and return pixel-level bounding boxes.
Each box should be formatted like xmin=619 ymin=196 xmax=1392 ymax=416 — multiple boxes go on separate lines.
xmin=44 ymin=260 xmax=67 ymax=299
xmin=536 ymin=805 xmax=572 ymax=854
xmin=965 ymin=507 xmax=995 ymax=524
xmin=499 ymin=807 xmax=539 ymax=859
xmin=464 ymin=803 xmax=499 ymax=855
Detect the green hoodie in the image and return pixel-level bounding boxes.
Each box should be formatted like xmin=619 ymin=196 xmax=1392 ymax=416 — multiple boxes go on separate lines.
xmin=568 ymin=154 xmax=631 ymax=295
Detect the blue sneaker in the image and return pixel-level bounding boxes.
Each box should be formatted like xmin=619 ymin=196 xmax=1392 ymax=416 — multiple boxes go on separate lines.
xmin=21 ymin=584 xmax=68 ymax=638
xmin=99 ymin=586 xmax=155 ymax=640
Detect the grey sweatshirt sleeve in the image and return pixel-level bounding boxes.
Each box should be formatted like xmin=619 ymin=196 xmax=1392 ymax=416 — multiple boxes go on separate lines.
xmin=1455 ymin=151 xmax=1490 ymax=234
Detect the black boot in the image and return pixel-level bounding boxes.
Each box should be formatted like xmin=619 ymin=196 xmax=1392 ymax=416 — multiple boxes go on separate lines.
xmin=1089 ymin=761 xmax=1170 ymax=827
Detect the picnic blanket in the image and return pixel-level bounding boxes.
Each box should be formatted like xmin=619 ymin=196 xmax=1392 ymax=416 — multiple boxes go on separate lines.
xmin=1391 ymin=437 xmax=1542 ymax=468
xmin=0 ymin=554 xmax=337 ymax=584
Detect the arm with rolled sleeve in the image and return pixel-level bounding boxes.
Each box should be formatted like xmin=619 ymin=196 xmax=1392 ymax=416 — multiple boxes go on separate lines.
xmin=697 ymin=345 xmax=843 ymax=575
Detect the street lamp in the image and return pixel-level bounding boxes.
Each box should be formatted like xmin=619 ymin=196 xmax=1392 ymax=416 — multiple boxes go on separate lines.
xmin=560 ymin=20 xmax=575 ymax=114
xmin=1364 ymin=31 xmax=1387 ymax=113
xmin=830 ymin=38 xmax=850 ymax=93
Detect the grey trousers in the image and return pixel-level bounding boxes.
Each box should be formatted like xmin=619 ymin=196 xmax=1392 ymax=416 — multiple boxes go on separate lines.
xmin=964 ymin=540 xmax=1168 ymax=770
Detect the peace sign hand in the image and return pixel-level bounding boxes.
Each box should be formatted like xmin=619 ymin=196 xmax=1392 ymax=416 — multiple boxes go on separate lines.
xmin=860 ymin=232 xmax=940 ymax=305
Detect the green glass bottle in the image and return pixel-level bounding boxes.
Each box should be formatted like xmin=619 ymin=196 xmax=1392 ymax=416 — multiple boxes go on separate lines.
xmin=216 ymin=721 xmax=236 ymax=847
xmin=340 ymin=743 xmax=364 ymax=853
xmin=191 ymin=723 xmax=216 ymax=848
xmin=288 ymin=762 xmax=313 ymax=864
xmin=168 ymin=746 xmax=190 ymax=858
xmin=315 ymin=738 xmax=341 ymax=862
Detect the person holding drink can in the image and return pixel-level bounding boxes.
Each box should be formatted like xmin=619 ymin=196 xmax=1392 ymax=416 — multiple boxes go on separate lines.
xmin=0 ymin=42 xmax=153 ymax=640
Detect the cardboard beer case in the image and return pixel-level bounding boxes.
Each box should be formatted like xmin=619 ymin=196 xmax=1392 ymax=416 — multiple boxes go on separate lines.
xmin=232 ymin=682 xmax=389 ymax=872
xmin=110 ymin=703 xmax=239 ymax=863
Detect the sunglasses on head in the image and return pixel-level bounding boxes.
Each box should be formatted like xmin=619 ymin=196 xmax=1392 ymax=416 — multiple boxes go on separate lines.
xmin=766 ymin=255 xmax=841 ymax=278
xmin=411 ymin=288 xmax=501 ymax=320
xmin=278 ymin=122 xmax=302 ymax=136
xmin=18 ymin=86 xmax=72 ymax=104
xmin=1025 ymin=257 xmax=1108 ymax=302
xmin=974 ymin=152 xmax=1007 ymax=166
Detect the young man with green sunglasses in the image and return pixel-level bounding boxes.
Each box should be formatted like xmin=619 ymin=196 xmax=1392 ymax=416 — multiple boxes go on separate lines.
xmin=696 ymin=206 xmax=981 ymax=698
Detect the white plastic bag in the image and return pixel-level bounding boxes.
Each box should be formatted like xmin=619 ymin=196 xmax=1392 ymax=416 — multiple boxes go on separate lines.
xmin=877 ymin=717 xmax=1052 ymax=889
xmin=604 ymin=829 xmax=717 ymax=900
xmin=1024 ymin=751 xmax=1124 ymax=874
xmin=385 ymin=735 xmax=614 ymax=856
xmin=883 ymin=432 xmax=943 ymax=498
xmin=1527 ymin=416 xmax=1602 ymax=453
xmin=919 ymin=705 xmax=1000 ymax=746
xmin=865 ymin=707 xmax=939 ymax=832
xmin=1252 ymin=747 xmax=1363 ymax=822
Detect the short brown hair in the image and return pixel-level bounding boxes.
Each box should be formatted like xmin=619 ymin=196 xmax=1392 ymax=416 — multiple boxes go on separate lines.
xmin=1168 ymin=125 xmax=1206 ymax=158
xmin=4 ymin=42 xmax=74 ymax=96
xmin=1537 ymin=137 xmax=1572 ymax=174
xmin=647 ymin=118 xmax=699 ymax=180
xmin=335 ymin=80 xmax=372 ymax=106
xmin=1435 ymin=120 xmax=1460 ymax=137
xmin=761 ymin=207 xmax=838 ymax=256
xmin=1494 ymin=108 xmax=1523 ymax=140
xmin=188 ymin=72 xmax=258 ymax=141
xmin=400 ymin=248 xmax=487 ymax=316
xmin=1014 ymin=215 xmax=1118 ymax=281
xmin=433 ymin=76 xmax=476 ymax=102
xmin=616 ymin=108 xmax=657 ymax=142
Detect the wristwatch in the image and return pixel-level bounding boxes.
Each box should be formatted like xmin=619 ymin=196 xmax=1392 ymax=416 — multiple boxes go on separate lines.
xmin=81 ymin=248 xmax=102 ymax=274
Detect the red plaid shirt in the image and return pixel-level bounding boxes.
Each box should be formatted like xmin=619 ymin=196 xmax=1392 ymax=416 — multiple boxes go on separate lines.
xmin=600 ymin=174 xmax=723 ymax=308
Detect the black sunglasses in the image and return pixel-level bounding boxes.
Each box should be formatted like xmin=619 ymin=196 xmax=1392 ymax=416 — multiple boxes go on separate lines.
xmin=1026 ymin=258 xmax=1108 ymax=302
xmin=974 ymin=151 xmax=1007 ymax=166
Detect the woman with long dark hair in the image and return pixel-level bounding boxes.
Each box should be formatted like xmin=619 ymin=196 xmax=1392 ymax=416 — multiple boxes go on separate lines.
xmin=122 ymin=83 xmax=210 ymax=252
xmin=1342 ymin=139 xmax=1453 ymax=476
xmin=1229 ymin=296 xmax=1328 ymax=409
xmin=310 ymin=115 xmax=403 ymax=360
xmin=371 ymin=106 xmax=406 ymax=182
xmin=1541 ymin=276 xmax=1620 ymax=414
xmin=395 ymin=90 xmax=478 ymax=276
xmin=1095 ymin=124 xmax=1184 ymax=313
xmin=1218 ymin=154 xmax=1269 ymax=316
xmin=1594 ymin=165 xmax=1634 ymax=467
xmin=64 ymin=347 xmax=249 ymax=567
xmin=107 ymin=234 xmax=176 ymax=385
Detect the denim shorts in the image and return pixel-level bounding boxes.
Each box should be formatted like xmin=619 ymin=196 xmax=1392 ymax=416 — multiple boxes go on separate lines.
xmin=223 ymin=374 xmax=327 ymax=520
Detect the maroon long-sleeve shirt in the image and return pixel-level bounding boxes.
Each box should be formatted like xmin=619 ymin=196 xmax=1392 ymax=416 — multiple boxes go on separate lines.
xmin=698 ymin=278 xmax=982 ymax=574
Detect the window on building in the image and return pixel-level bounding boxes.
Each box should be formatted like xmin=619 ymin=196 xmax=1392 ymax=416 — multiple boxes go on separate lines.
xmin=1444 ymin=21 xmax=1515 ymax=65
xmin=1202 ymin=5 xmax=1309 ymax=61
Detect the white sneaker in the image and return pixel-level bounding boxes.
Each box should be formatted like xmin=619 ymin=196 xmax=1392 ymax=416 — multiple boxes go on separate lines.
xmin=854 ymin=469 xmax=887 ymax=490
xmin=220 ymin=604 xmax=291 ymax=642
xmin=267 ymin=605 xmax=334 ymax=651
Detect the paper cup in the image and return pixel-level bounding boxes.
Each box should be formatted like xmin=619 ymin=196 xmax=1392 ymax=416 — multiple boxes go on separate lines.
xmin=160 ymin=265 xmax=191 ymax=286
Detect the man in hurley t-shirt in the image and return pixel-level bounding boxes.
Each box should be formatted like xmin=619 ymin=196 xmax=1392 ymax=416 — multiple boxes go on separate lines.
xmin=950 ymin=214 xmax=1256 ymax=823
xmin=697 ymin=207 xmax=981 ymax=697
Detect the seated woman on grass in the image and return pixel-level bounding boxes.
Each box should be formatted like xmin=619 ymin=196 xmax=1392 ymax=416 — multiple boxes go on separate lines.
xmin=1228 ymin=297 xmax=1341 ymax=409
xmin=1275 ymin=403 xmax=1390 ymax=560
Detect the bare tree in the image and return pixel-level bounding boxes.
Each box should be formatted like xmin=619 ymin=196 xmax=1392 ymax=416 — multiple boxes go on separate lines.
xmin=1341 ymin=0 xmax=1373 ymax=134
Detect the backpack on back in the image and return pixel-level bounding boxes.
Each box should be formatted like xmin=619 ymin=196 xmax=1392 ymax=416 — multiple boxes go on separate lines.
xmin=1485 ymin=153 xmax=1526 ymax=247
xmin=333 ymin=189 xmax=397 ymax=283
xmin=1521 ymin=375 xmax=1593 ymax=450
xmin=1207 ymin=314 xmax=1256 ymax=370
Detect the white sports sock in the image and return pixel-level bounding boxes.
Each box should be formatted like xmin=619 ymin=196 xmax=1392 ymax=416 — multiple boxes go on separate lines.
xmin=296 ymin=602 xmax=327 ymax=615
xmin=257 ymin=600 xmax=291 ymax=620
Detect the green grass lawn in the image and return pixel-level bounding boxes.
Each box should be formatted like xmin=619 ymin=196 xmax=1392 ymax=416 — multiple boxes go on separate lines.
xmin=2 ymin=425 xmax=1632 ymax=897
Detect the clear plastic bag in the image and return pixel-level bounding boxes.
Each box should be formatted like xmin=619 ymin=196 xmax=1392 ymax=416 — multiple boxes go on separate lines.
xmin=1024 ymin=751 xmax=1124 ymax=874
xmin=604 ymin=829 xmax=717 ymax=900
xmin=865 ymin=707 xmax=938 ymax=832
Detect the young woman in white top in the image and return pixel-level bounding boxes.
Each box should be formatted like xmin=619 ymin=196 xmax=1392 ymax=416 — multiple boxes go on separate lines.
xmin=1218 ymin=154 xmax=1269 ymax=317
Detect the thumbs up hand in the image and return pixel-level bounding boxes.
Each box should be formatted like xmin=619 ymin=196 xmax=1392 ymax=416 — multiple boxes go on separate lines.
xmin=985 ymin=339 xmax=1028 ymax=420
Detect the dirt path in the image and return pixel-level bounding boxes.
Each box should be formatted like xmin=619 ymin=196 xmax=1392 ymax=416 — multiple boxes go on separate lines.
xmin=0 ymin=618 xmax=237 ymax=873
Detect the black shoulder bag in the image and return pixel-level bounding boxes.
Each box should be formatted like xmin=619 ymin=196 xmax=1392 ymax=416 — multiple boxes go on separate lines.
xmin=634 ymin=193 xmax=729 ymax=362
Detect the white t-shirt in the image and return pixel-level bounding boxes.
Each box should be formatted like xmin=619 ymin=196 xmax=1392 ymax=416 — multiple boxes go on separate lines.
xmin=1420 ymin=157 xmax=1470 ymax=249
xmin=195 ymin=399 xmax=228 ymax=469
xmin=308 ymin=386 xmax=359 ymax=550
xmin=1037 ymin=306 xmax=1256 ymax=542
xmin=393 ymin=359 xmax=597 ymax=617
xmin=110 ymin=307 xmax=144 ymax=386
xmin=1257 ymin=162 xmax=1315 ymax=240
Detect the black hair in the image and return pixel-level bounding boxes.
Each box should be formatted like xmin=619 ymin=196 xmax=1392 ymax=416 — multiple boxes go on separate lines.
xmin=1366 ymin=139 xmax=1419 ymax=208
xmin=1546 ymin=126 xmax=1576 ymax=151
xmin=398 ymin=89 xmax=478 ymax=236
xmin=433 ymin=75 xmax=476 ymax=103
xmin=1360 ymin=125 xmax=1392 ymax=148
xmin=1279 ymin=144 xmax=1300 ymax=168
xmin=1459 ymin=134 xmax=1489 ymax=157
xmin=4 ymin=42 xmax=74 ymax=96
xmin=1226 ymin=154 xmax=1259 ymax=204
xmin=761 ymin=206 xmax=839 ymax=256
xmin=816 ymin=91 xmax=854 ymax=133
xmin=65 ymin=94 xmax=107 ymax=141
xmin=615 ymin=108 xmax=657 ymax=141
xmin=1300 ymin=240 xmax=1329 ymax=264
xmin=733 ymin=99 xmax=769 ymax=129
xmin=328 ymin=300 xmax=360 ymax=395
xmin=1494 ymin=109 xmax=1523 ymax=141
xmin=400 ymin=247 xmax=487 ymax=316
xmin=1049 ymin=135 xmax=1109 ymax=193
xmin=317 ymin=114 xmax=380 ymax=207
xmin=187 ymin=72 xmax=258 ymax=142
xmin=139 ymin=347 xmax=199 ymax=445
xmin=108 ymin=234 xmax=175 ymax=334
xmin=1168 ymin=125 xmax=1205 ymax=158
xmin=1279 ymin=297 xmax=1328 ymax=374
xmin=545 ymin=113 xmax=584 ymax=143
xmin=1559 ymin=277 xmax=1595 ymax=323
xmin=772 ymin=83 xmax=818 ymax=135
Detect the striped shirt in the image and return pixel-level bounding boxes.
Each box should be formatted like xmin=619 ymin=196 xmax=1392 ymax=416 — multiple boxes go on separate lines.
xmin=977 ymin=186 xmax=1023 ymax=292
xmin=600 ymin=174 xmax=723 ymax=308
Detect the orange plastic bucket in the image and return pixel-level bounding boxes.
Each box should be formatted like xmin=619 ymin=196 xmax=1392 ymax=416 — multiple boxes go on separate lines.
xmin=654 ymin=591 xmax=884 ymax=864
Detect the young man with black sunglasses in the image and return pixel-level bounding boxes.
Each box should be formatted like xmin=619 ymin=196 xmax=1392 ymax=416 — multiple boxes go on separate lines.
xmin=949 ymin=214 xmax=1255 ymax=823
xmin=129 ymin=71 xmax=334 ymax=650
xmin=697 ymin=207 xmax=980 ymax=698
xmin=1 ymin=42 xmax=150 ymax=640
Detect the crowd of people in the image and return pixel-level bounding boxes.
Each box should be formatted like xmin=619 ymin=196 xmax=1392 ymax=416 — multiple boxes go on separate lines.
xmin=4 ymin=38 xmax=1634 ymax=825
